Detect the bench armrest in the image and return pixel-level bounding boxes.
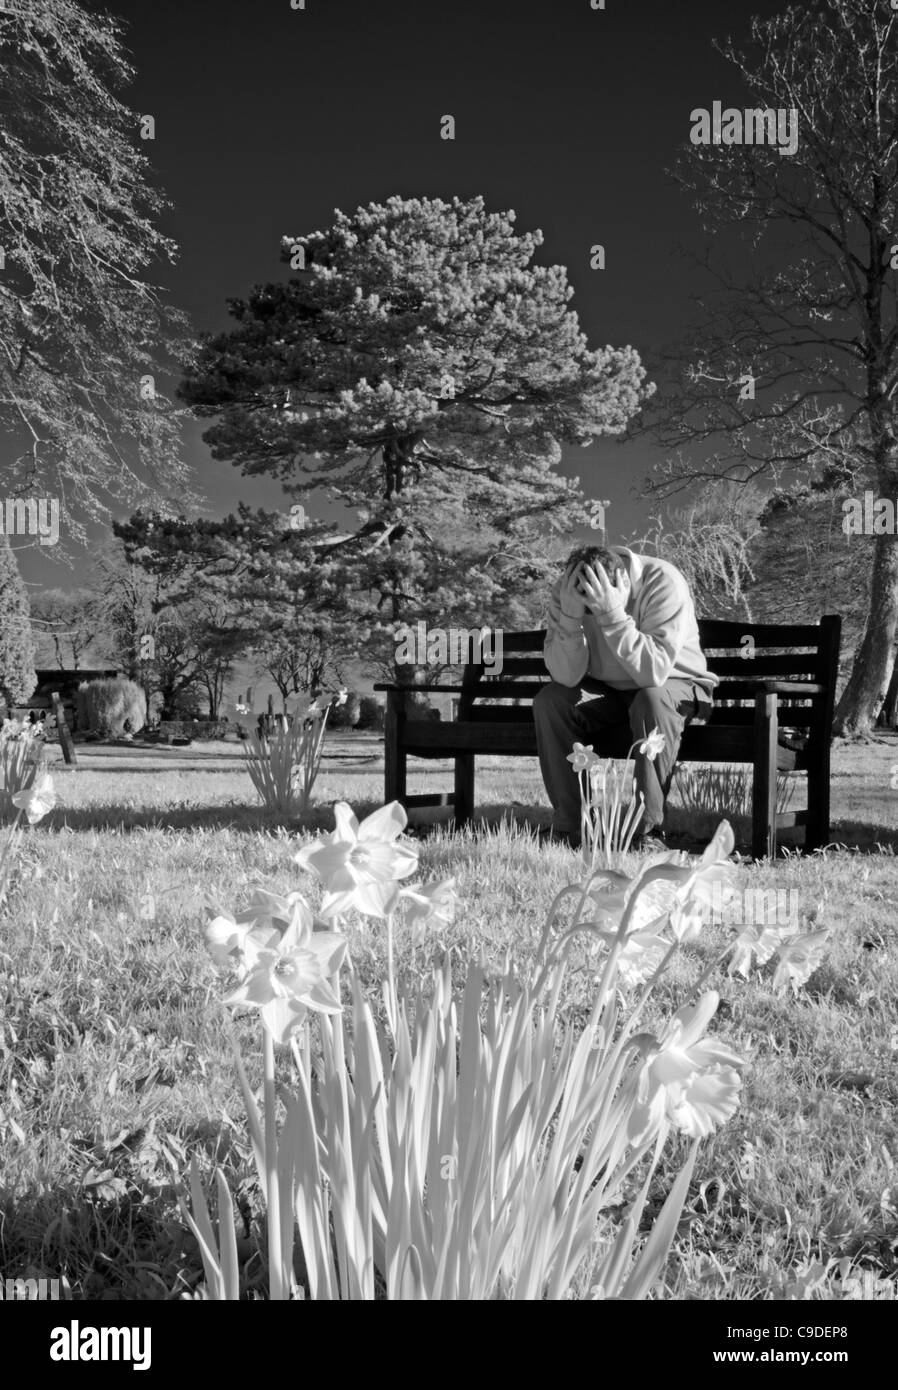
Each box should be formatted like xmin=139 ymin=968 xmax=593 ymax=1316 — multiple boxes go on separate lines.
xmin=755 ymin=681 xmax=826 ymax=696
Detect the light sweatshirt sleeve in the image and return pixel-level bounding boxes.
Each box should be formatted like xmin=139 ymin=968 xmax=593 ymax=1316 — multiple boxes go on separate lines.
xmin=592 ymin=568 xmax=692 ymax=688
xmin=544 ymin=579 xmax=590 ymax=687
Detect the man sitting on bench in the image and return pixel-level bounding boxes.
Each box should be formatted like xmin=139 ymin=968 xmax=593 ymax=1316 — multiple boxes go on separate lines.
xmin=533 ymin=544 xmax=717 ymax=851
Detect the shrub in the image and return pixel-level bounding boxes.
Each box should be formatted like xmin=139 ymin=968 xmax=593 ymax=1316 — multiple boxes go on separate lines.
xmin=328 ymin=690 xmax=361 ymax=729
xmin=356 ymin=694 xmax=385 ymax=731
xmin=76 ymin=677 xmax=147 ymax=738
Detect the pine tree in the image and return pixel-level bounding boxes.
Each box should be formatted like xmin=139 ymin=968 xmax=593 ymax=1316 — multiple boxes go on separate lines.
xmin=179 ymin=195 xmax=652 ymax=668
xmin=0 ymin=534 xmax=37 ymax=706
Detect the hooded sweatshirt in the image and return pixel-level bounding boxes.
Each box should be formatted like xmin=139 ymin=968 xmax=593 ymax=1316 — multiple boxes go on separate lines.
xmin=543 ymin=546 xmax=718 ymax=695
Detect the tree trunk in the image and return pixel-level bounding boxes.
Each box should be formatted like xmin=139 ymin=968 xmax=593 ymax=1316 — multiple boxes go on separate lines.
xmin=834 ymin=529 xmax=898 ymax=736
xmin=876 ymin=651 xmax=898 ymax=728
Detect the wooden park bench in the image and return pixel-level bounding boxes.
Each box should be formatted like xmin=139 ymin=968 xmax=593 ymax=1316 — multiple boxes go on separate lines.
xmin=375 ymin=616 xmax=842 ymax=861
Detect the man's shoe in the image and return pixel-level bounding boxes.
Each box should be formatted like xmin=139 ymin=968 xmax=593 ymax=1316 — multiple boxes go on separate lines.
xmin=536 ymin=824 xmax=582 ymax=851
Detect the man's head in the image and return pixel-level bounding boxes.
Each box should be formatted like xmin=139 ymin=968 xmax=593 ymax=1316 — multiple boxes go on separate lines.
xmin=563 ymin=544 xmax=626 ymax=586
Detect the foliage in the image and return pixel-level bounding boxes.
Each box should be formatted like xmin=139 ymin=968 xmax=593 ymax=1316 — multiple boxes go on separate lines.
xmin=642 ymin=0 xmax=898 ymax=734
xmin=356 ymin=695 xmax=385 ymax=732
xmin=241 ymin=695 xmax=344 ymax=815
xmin=186 ymin=794 xmax=833 ymax=1301
xmin=76 ymin=677 xmax=147 ymax=738
xmin=673 ymin=765 xmax=795 ymax=824
xmin=569 ymin=734 xmax=658 ymax=872
xmin=29 ymin=588 xmax=108 ymax=671
xmin=0 ymin=757 xmax=54 ymax=904
xmin=0 ymin=739 xmax=889 ymax=1301
xmin=0 ymin=536 xmax=37 ymax=706
xmin=326 ymin=691 xmax=361 ymax=729
xmin=0 ymin=718 xmax=47 ymax=821
xmin=177 ymin=195 xmax=653 ymax=670
xmin=630 ymin=486 xmax=763 ymax=622
xmin=0 ymin=0 xmax=197 ymax=540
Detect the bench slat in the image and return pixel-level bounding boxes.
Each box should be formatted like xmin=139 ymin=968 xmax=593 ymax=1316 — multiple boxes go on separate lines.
xmin=706 ymin=655 xmax=820 ymax=677
xmin=399 ymin=719 xmax=801 ymax=767
xmin=456 ymin=703 xmax=818 ymax=727
xmin=698 ymin=619 xmax=826 ymax=647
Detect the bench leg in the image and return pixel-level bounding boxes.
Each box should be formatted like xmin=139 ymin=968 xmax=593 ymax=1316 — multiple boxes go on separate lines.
xmin=752 ymin=693 xmax=778 ymax=861
xmin=384 ymin=692 xmax=407 ymax=808
xmin=454 ymin=754 xmax=475 ymax=828
xmin=804 ymin=734 xmax=831 ymax=855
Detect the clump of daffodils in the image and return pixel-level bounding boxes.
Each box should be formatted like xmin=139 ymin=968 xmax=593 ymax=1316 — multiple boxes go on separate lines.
xmin=241 ymin=689 xmax=348 ymax=815
xmin=568 ymin=727 xmax=666 ymax=870
xmin=0 ymin=751 xmax=56 ymax=908
xmin=0 ymin=717 xmax=49 ymax=819
xmin=188 ymin=788 xmax=826 ymax=1301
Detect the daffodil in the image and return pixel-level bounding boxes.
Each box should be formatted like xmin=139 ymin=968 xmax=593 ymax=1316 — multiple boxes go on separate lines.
xmin=400 ymin=878 xmax=458 ymax=930
xmin=772 ymin=928 xmax=828 ymax=995
xmin=727 ymin=921 xmax=785 ymax=978
xmin=334 ymin=688 xmax=349 ymax=707
xmin=614 ymin=929 xmax=669 ymax=990
xmin=295 ymin=800 xmax=419 ymax=918
xmin=11 ymin=771 xmax=56 ymax=825
xmin=637 ymin=728 xmax=665 ymax=761
xmin=221 ymin=909 xmax=347 ymax=1043
xmin=566 ymin=742 xmax=599 ymax=773
xmin=627 ymin=991 xmax=743 ymax=1144
xmin=205 ymin=912 xmax=281 ymax=977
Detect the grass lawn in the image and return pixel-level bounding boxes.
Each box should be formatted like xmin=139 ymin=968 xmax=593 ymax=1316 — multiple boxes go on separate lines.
xmin=1 ymin=731 xmax=897 ymax=1299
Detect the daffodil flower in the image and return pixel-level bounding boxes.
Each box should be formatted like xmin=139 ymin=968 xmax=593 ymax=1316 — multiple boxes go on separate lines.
xmin=295 ymin=800 xmax=420 ymax=918
xmin=334 ymin=688 xmax=349 ymax=707
xmin=11 ymin=771 xmax=56 ymax=825
xmin=221 ymin=909 xmax=348 ymax=1043
xmin=566 ymin=742 xmax=599 ymax=773
xmin=205 ymin=912 xmax=282 ymax=977
xmin=772 ymin=928 xmax=828 ymax=995
xmin=727 ymin=921 xmax=784 ymax=978
xmin=614 ymin=930 xmax=669 ymax=989
xmin=637 ymin=728 xmax=665 ymax=761
xmin=400 ymin=878 xmax=458 ymax=930
xmin=627 ymin=991 xmax=743 ymax=1144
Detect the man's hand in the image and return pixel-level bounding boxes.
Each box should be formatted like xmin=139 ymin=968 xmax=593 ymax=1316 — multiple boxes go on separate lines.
xmin=559 ymin=564 xmax=587 ymax=619
xmin=579 ymin=562 xmax=631 ymax=617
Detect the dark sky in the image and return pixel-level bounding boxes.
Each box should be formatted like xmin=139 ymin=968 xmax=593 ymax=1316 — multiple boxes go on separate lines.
xmin=20 ymin=0 xmax=789 ymax=591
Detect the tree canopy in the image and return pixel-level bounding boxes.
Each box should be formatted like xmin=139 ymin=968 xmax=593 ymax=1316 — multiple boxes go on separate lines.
xmin=0 ymin=0 xmax=196 ymax=543
xmin=642 ymin=0 xmax=898 ymax=734
xmin=179 ymin=194 xmax=652 ymax=661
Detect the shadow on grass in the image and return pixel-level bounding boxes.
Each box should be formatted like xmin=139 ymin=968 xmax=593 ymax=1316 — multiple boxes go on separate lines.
xmin=6 ymin=804 xmax=348 ymax=836
xmin=0 ymin=1116 xmax=268 ymax=1301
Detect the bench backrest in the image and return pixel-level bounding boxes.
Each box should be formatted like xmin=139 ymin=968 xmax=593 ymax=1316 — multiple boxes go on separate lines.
xmin=458 ymin=617 xmax=842 ymax=738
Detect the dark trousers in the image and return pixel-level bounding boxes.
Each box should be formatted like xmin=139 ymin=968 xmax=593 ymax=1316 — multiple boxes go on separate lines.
xmin=533 ymin=677 xmax=708 ymax=835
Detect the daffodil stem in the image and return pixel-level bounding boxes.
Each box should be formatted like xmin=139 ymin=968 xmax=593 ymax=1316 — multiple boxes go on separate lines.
xmin=386 ymin=913 xmax=398 ymax=1034
xmin=263 ymin=1028 xmax=285 ymax=1300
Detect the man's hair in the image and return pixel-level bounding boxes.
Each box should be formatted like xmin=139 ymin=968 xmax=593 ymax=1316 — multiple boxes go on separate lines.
xmin=563 ymin=544 xmax=625 ymax=582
